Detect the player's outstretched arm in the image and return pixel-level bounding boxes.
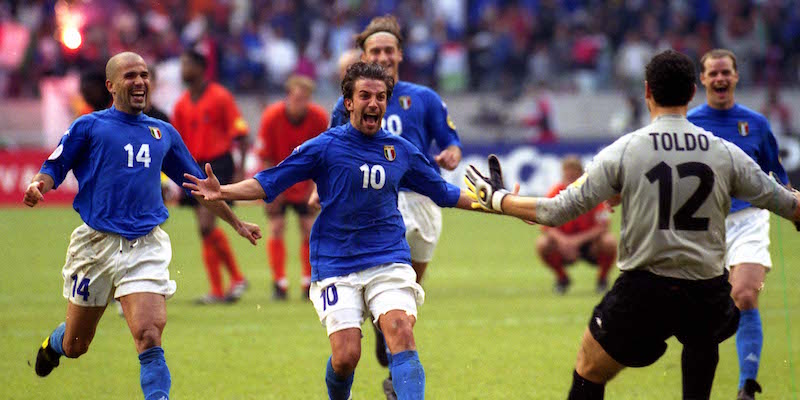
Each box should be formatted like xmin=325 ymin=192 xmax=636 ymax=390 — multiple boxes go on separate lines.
xmin=197 ymin=197 xmax=262 ymax=245
xmin=183 ymin=163 xmax=266 ymax=201
xmin=23 ymin=173 xmax=55 ymax=207
xmin=463 ymin=155 xmax=541 ymax=222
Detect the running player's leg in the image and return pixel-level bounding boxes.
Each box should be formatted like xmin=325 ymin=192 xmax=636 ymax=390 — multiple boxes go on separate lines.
xmin=265 ymin=200 xmax=288 ymax=300
xmin=37 ymin=224 xmax=114 ymax=377
xmin=116 ymin=226 xmax=176 ymax=400
xmin=730 ymin=263 xmax=766 ymax=397
xmin=569 ymin=328 xmax=624 ymax=399
xmin=327 ymin=329 xmax=361 ymax=400
xmin=725 ymin=208 xmax=770 ymax=396
xmin=120 ymin=293 xmax=171 ymax=400
xmin=37 ymin=304 xmax=106 ymax=377
xmin=367 ymin=263 xmax=426 ymax=400
xmin=678 ymin=270 xmax=738 ymax=400
xmin=310 ymin=274 xmax=367 ymax=399
xmin=681 ymin=343 xmax=719 ymax=400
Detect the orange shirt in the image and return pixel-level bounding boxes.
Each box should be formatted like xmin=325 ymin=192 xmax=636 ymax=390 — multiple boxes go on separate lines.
xmin=544 ymin=182 xmax=610 ymax=234
xmin=172 ymin=82 xmax=248 ymax=161
xmin=257 ymin=101 xmax=328 ymax=203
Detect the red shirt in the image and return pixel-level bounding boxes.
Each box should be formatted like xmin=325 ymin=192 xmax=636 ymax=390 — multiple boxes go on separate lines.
xmin=172 ymin=82 xmax=248 ymax=161
xmin=257 ymin=101 xmax=328 ymax=203
xmin=544 ymin=182 xmax=610 ymax=234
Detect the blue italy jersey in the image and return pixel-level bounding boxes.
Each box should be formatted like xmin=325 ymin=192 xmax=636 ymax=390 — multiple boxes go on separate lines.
xmin=254 ymin=123 xmax=462 ymax=281
xmin=330 ymin=80 xmax=461 ymax=177
xmin=688 ymin=103 xmax=788 ymax=213
xmin=39 ymin=106 xmax=204 ymax=240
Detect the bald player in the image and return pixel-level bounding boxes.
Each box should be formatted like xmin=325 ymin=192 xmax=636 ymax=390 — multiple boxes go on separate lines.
xmin=26 ymin=52 xmax=261 ymax=400
xmin=465 ymin=50 xmax=800 ymax=399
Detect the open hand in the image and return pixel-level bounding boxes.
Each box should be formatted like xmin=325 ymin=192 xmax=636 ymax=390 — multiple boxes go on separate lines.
xmin=183 ymin=163 xmax=222 ymax=201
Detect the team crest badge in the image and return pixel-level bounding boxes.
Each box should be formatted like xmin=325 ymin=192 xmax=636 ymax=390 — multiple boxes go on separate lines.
xmin=447 ymin=114 xmax=456 ymax=130
xmin=384 ymin=145 xmax=396 ymax=161
xmin=737 ymin=121 xmax=749 ymax=136
xmin=398 ymin=96 xmax=411 ymax=110
xmin=148 ymin=126 xmax=162 ymax=139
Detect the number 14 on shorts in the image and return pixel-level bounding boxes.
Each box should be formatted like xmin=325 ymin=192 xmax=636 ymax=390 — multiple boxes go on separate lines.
xmin=71 ymin=274 xmax=90 ymax=301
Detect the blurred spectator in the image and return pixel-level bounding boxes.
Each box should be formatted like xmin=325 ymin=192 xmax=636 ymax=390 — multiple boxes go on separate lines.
xmin=3 ymin=0 xmax=800 ymax=98
xmin=520 ymin=82 xmax=556 ymax=144
xmin=761 ymin=85 xmax=795 ymax=140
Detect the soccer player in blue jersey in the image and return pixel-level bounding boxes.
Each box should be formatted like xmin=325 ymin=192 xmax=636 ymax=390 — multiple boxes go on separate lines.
xmin=688 ymin=49 xmax=789 ymax=400
xmin=326 ymin=16 xmax=463 ymax=395
xmin=184 ymin=62 xmax=480 ymax=400
xmin=23 ymin=52 xmax=262 ymax=400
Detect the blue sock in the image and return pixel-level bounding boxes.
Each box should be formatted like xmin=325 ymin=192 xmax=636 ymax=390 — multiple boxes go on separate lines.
xmin=737 ymin=309 xmax=763 ymax=388
xmin=390 ymin=350 xmax=425 ymax=400
xmin=139 ymin=346 xmax=171 ymax=400
xmin=325 ymin=356 xmax=353 ymax=400
xmin=48 ymin=322 xmax=66 ymax=356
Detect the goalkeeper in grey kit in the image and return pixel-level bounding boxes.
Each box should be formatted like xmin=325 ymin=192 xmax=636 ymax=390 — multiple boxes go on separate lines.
xmin=466 ymin=50 xmax=800 ymax=399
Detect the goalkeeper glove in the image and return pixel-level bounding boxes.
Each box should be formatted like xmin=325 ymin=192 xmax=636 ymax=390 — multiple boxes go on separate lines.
xmin=465 ymin=154 xmax=509 ymax=212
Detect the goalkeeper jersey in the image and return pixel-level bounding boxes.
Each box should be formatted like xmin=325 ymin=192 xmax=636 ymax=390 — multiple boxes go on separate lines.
xmin=254 ymin=123 xmax=461 ymax=281
xmin=535 ymin=114 xmax=797 ymax=280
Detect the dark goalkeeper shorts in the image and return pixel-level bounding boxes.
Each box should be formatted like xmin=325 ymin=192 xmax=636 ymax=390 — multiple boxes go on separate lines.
xmin=180 ymin=152 xmax=235 ymax=207
xmin=588 ymin=269 xmax=739 ymax=368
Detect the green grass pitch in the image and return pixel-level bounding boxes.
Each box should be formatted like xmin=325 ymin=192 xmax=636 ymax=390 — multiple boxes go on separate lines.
xmin=1 ymin=205 xmax=799 ymax=399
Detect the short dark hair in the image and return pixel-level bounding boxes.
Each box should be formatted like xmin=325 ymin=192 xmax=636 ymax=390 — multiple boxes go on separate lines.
xmin=699 ymin=49 xmax=737 ymax=73
xmin=355 ymin=15 xmax=403 ymax=50
xmin=182 ymin=48 xmax=208 ymax=70
xmin=80 ymin=67 xmax=112 ymax=111
xmin=341 ymin=62 xmax=395 ymax=117
xmin=645 ymin=50 xmax=696 ymax=107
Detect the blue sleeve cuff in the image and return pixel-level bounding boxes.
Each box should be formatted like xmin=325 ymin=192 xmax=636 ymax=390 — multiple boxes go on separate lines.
xmin=253 ymin=170 xmax=275 ymax=203
xmin=442 ymin=182 xmax=461 ymax=208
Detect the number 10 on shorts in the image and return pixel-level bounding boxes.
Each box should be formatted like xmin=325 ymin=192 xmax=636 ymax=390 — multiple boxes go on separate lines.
xmin=320 ymin=285 xmax=338 ymax=311
xmin=71 ymin=274 xmax=90 ymax=301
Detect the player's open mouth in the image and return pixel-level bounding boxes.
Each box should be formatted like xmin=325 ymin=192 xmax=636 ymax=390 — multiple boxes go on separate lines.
xmin=713 ymin=86 xmax=728 ymax=94
xmin=363 ymin=114 xmax=379 ymax=125
xmin=131 ymin=91 xmax=146 ymax=101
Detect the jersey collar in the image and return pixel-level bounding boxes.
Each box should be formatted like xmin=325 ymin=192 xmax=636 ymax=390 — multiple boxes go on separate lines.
xmin=108 ymin=106 xmax=147 ymax=122
xmin=346 ymin=122 xmax=390 ymax=139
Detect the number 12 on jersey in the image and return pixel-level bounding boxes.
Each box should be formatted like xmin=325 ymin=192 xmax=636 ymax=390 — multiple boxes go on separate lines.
xmin=645 ymin=161 xmax=714 ymax=231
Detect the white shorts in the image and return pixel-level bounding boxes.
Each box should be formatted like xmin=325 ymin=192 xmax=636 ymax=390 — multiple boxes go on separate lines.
xmin=398 ymin=191 xmax=442 ymax=263
xmin=725 ymin=208 xmax=772 ymax=269
xmin=309 ymin=263 xmax=425 ymax=336
xmin=61 ymin=224 xmax=176 ymax=307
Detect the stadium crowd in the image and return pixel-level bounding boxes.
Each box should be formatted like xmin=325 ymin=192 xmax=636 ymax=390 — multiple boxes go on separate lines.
xmin=1 ymin=0 xmax=799 ymax=99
